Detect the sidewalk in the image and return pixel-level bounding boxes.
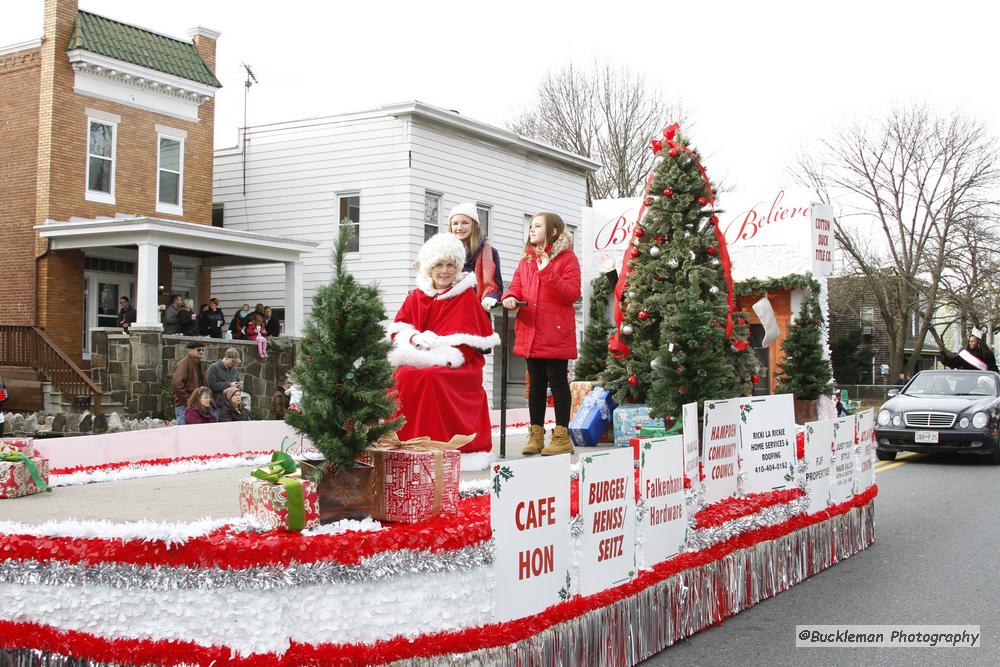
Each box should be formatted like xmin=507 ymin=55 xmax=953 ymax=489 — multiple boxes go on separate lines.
xmin=3 ymin=431 xmax=619 ymax=525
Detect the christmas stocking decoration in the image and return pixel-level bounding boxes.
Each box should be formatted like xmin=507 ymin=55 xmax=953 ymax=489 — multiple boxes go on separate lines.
xmin=752 ymin=297 xmax=781 ymax=347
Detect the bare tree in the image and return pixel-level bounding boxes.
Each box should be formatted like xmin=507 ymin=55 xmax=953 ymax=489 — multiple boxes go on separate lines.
xmin=509 ymin=63 xmax=684 ymax=204
xmin=797 ymin=106 xmax=1000 ymax=378
xmin=931 ymin=218 xmax=1000 ymax=347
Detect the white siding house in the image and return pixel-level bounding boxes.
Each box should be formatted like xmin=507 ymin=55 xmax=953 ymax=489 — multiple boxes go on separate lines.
xmin=212 ymin=101 xmax=599 ymax=405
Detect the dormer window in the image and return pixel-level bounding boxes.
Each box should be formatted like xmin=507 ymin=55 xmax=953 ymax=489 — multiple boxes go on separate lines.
xmin=85 ymin=112 xmax=118 ymax=204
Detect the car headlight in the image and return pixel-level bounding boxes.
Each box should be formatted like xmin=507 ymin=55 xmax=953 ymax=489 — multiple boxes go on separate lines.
xmin=877 ymin=410 xmax=892 ymax=426
xmin=891 ymin=414 xmax=902 ymax=426
xmin=959 ymin=416 xmax=970 ymax=428
xmin=973 ymin=412 xmax=989 ymax=429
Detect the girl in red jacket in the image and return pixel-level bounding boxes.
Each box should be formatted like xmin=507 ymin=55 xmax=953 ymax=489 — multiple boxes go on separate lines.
xmin=502 ymin=212 xmax=581 ymax=456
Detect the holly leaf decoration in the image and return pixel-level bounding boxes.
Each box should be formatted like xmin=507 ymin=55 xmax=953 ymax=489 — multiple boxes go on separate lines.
xmin=739 ymin=403 xmax=754 ymax=424
xmin=492 ymin=465 xmax=514 ymax=497
xmin=558 ymin=571 xmax=572 ymax=601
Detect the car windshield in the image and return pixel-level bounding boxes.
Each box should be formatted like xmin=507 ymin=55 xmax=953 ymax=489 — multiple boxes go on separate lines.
xmin=905 ymin=372 xmax=998 ymax=396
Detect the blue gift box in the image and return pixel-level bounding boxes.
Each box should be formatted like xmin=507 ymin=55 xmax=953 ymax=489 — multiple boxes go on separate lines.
xmin=612 ymin=404 xmax=664 ymax=448
xmin=568 ymin=388 xmax=616 ymax=447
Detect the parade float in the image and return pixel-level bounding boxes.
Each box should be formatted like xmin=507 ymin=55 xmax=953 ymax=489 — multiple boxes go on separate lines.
xmin=0 ymin=126 xmax=877 ymax=666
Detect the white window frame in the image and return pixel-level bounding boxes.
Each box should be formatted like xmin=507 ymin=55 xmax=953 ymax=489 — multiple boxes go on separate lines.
xmin=84 ymin=110 xmax=119 ymax=204
xmin=338 ymin=192 xmax=361 ymax=254
xmin=156 ymin=125 xmax=186 ymax=216
xmin=424 ymin=191 xmax=442 ymax=242
xmin=477 ymin=203 xmax=492 ymax=238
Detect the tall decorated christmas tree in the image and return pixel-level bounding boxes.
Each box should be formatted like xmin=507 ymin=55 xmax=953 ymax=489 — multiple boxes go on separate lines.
xmin=574 ymin=274 xmax=615 ymax=381
xmin=285 ymin=230 xmax=402 ymax=470
xmin=775 ymin=288 xmax=832 ymax=400
xmin=600 ymin=125 xmax=755 ymax=420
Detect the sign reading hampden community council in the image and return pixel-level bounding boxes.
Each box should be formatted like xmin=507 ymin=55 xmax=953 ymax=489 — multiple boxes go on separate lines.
xmin=702 ymin=398 xmax=741 ymax=503
xmin=638 ymin=436 xmax=687 ymax=566
xmin=804 ymin=420 xmax=833 ymax=514
xmin=830 ymin=415 xmax=856 ymax=504
xmin=491 ymin=455 xmax=571 ymax=622
xmin=737 ymin=394 xmax=796 ymax=493
xmin=579 ymin=448 xmax=636 ymax=596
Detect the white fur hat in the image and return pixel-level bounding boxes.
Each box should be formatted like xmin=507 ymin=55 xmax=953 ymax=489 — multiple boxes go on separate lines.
xmin=971 ymin=327 xmax=985 ymax=341
xmin=448 ymin=202 xmax=480 ymax=225
xmin=416 ymin=233 xmax=467 ymax=278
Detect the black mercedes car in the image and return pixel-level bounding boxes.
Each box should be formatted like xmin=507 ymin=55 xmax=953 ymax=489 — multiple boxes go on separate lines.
xmin=874 ymin=370 xmax=1000 ymax=463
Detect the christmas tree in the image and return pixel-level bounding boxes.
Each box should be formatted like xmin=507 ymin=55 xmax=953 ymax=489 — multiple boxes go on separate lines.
xmin=285 ymin=229 xmax=402 ymax=469
xmin=775 ymin=289 xmax=832 ymax=400
xmin=599 ymin=126 xmax=755 ymax=419
xmin=574 ymin=274 xmax=615 ymax=381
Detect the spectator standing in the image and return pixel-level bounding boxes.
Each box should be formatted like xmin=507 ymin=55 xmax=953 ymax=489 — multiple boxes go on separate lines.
xmin=200 ymin=298 xmax=226 ymax=338
xmin=206 ymin=348 xmax=242 ymax=417
xmin=178 ymin=299 xmax=199 ymax=336
xmin=162 ymin=295 xmax=183 ymax=334
xmin=229 ymin=304 xmax=250 ymax=340
xmin=218 ymin=386 xmax=251 ymax=422
xmin=117 ymin=297 xmax=137 ymax=332
xmin=171 ymin=341 xmax=206 ymax=425
xmin=184 ymin=386 xmax=217 ymax=424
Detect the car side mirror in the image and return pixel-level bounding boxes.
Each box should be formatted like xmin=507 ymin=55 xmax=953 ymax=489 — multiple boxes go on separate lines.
xmin=886 ymin=389 xmax=899 ymax=398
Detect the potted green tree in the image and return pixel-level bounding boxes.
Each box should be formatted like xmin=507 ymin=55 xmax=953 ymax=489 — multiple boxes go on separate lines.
xmin=285 ymin=227 xmax=402 ymax=522
xmin=775 ymin=288 xmax=833 ymax=424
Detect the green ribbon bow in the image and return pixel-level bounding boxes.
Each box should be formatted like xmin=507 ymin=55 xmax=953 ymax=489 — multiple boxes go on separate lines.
xmin=1 ymin=448 xmax=52 ymax=493
xmin=251 ymin=448 xmax=307 ymax=531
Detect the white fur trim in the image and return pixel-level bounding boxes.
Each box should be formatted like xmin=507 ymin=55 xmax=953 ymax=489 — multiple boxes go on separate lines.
xmin=460 ymin=451 xmax=493 ymax=471
xmin=433 ymin=332 xmax=500 ymax=351
xmin=385 ymin=321 xmax=416 ymax=339
xmin=389 ymin=338 xmax=466 ymax=369
xmin=416 ymin=271 xmax=476 ymax=298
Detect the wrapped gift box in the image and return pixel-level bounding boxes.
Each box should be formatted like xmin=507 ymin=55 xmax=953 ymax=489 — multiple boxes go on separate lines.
xmin=613 ymin=404 xmax=664 ymax=448
xmin=367 ymin=446 xmax=461 ymax=523
xmin=570 ymin=381 xmax=597 ymax=420
xmin=1 ymin=455 xmax=50 ymax=499
xmin=569 ymin=387 xmax=615 ymax=447
xmin=239 ymin=476 xmax=320 ymax=531
xmin=0 ymin=438 xmax=35 ymax=457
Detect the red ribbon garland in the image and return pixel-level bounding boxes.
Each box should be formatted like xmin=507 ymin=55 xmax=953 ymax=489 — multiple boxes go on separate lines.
xmin=608 ymin=123 xmax=747 ymax=359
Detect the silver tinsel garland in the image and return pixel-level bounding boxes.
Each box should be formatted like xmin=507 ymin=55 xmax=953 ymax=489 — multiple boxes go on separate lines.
xmin=0 ymin=502 xmax=875 ymax=667
xmin=0 ymin=541 xmax=494 ymax=591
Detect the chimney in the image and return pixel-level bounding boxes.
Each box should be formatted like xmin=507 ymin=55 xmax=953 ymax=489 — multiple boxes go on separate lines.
xmin=187 ymin=26 xmax=221 ymax=74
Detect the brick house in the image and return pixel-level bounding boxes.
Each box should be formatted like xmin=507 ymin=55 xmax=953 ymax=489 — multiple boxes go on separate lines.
xmin=827 ymin=274 xmax=939 ymax=383
xmin=0 ymin=0 xmax=314 ymax=371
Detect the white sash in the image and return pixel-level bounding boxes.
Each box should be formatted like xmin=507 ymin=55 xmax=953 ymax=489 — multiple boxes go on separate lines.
xmin=959 ymin=349 xmax=989 ymax=371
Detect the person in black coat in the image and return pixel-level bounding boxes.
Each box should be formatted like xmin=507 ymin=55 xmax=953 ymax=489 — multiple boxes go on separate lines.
xmin=199 ymin=298 xmax=226 ymax=338
xmin=264 ymin=306 xmax=281 ymax=338
xmin=177 ymin=299 xmax=199 ymax=336
xmin=218 ymin=386 xmax=251 ymax=422
xmin=940 ymin=327 xmax=998 ymax=372
xmin=117 ymin=297 xmax=137 ymax=332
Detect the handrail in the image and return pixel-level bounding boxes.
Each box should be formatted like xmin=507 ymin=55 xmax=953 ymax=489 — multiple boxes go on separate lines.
xmin=0 ymin=324 xmax=103 ymax=413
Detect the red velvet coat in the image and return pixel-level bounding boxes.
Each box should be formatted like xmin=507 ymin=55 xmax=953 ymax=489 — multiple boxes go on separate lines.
xmin=502 ymin=233 xmax=581 ymax=360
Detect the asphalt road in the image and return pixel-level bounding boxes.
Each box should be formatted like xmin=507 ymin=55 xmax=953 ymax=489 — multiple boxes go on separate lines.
xmin=646 ymin=451 xmax=1000 ymax=666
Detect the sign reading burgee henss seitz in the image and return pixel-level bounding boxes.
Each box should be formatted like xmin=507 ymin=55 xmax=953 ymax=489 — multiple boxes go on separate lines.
xmin=579 ymin=448 xmax=636 ymax=596
xmin=491 ymin=455 xmax=571 ymax=622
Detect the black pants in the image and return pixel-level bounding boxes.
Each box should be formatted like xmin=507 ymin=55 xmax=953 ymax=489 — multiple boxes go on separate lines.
xmin=526 ymin=358 xmax=571 ymax=427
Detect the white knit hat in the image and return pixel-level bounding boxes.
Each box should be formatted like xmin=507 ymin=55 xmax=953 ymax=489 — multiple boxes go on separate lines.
xmin=415 ymin=234 xmax=467 ymax=290
xmin=448 ymin=202 xmax=480 ymax=225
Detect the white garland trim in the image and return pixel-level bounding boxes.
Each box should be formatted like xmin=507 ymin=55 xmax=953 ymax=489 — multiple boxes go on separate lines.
xmin=434 ymin=332 xmax=501 ymax=351
xmin=49 ymin=453 xmax=273 ymax=488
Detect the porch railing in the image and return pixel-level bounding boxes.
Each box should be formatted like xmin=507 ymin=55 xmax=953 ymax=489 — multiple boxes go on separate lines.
xmin=0 ymin=324 xmax=103 ymax=413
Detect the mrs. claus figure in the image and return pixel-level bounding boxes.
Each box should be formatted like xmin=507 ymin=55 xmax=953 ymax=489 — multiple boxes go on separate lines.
xmin=387 ymin=233 xmax=499 ymax=465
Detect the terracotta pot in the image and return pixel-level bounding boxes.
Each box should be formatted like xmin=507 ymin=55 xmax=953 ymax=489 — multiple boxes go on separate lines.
xmin=793 ymin=399 xmax=819 ymax=425
xmin=302 ymin=460 xmax=375 ymax=523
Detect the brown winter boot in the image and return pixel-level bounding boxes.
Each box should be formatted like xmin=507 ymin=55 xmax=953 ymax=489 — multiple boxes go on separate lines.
xmin=522 ymin=425 xmax=546 ymax=456
xmin=541 ymin=426 xmax=574 ymax=456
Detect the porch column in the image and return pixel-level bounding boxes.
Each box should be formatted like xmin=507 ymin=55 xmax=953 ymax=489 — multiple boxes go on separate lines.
xmin=284 ymin=260 xmax=304 ymax=336
xmin=135 ymin=241 xmax=162 ymax=329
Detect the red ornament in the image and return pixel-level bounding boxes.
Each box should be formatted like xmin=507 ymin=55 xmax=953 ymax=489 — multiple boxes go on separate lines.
xmin=663 ymin=188 xmax=674 ymax=197
xmin=631 ymin=247 xmax=641 ymax=259
xmin=628 ymin=375 xmax=639 ymax=386
xmin=752 ymin=374 xmax=761 ymax=385
xmin=638 ymin=310 xmax=649 ymax=321
xmin=644 ymin=196 xmax=654 ymax=207
xmin=737 ymin=318 xmax=747 ymax=326
xmin=707 ymin=246 xmax=717 ymax=256
xmin=656 ymin=235 xmax=666 ymax=244
xmin=668 ymin=147 xmax=679 ymax=158
xmin=650 ymin=139 xmax=663 ymax=154
xmin=664 ymin=415 xmax=676 ymax=426
xmin=678 ymin=385 xmax=689 ymax=395
xmin=698 ymin=196 xmax=708 ymax=206
xmin=635 ymin=226 xmax=645 ymax=238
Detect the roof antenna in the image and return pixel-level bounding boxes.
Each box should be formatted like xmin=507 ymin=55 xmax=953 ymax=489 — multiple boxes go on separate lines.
xmin=241 ymin=63 xmax=258 ymax=196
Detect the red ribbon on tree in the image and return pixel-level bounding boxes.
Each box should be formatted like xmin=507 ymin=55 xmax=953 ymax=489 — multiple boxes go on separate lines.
xmin=608 ymin=123 xmax=747 ymax=359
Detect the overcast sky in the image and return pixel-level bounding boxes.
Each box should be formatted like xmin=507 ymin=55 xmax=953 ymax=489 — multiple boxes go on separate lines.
xmin=4 ymin=0 xmax=1000 ymax=193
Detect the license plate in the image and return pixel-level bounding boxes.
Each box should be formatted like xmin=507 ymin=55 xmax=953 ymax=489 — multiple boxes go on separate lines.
xmin=914 ymin=431 xmax=939 ymax=444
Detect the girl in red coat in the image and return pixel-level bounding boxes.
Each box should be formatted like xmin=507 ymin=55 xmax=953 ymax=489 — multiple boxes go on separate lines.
xmin=387 ymin=233 xmax=500 ymax=469
xmin=502 ymin=212 xmax=581 ymax=456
